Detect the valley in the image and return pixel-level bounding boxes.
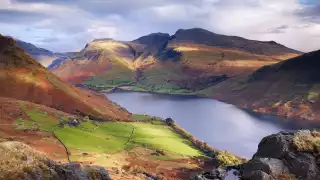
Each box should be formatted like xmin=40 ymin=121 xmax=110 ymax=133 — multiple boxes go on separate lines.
xmin=1 ymin=26 xmax=320 ymax=180
xmin=1 ymin=34 xmax=245 ymax=179
xmin=2 ymin=0 xmax=320 ymax=179
xmin=48 ymin=28 xmax=320 ymax=126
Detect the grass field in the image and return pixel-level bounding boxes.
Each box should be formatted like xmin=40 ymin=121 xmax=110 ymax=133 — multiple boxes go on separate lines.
xmin=13 ymin=107 xmax=204 ymax=164
xmin=55 ymin=122 xmax=204 ymax=158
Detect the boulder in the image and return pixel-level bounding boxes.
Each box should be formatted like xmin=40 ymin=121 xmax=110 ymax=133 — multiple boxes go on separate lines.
xmin=52 ymin=163 xmax=111 ymax=180
xmin=190 ymin=167 xmax=228 ymax=180
xmin=283 ymin=152 xmax=319 ymax=180
xmin=241 ymin=131 xmax=320 ymax=180
xmin=253 ymin=132 xmax=294 ymax=159
xmin=241 ymin=158 xmax=288 ymax=179
xmin=248 ymin=170 xmax=274 ymax=180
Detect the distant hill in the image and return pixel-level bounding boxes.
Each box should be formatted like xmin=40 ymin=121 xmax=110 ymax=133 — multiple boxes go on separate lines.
xmin=0 ymin=34 xmax=130 ymax=121
xmin=11 ymin=38 xmax=77 ymax=67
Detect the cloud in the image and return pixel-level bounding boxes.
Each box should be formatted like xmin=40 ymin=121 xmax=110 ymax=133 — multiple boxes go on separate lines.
xmin=267 ymin=25 xmax=290 ymax=34
xmin=0 ymin=9 xmax=48 ymax=23
xmin=0 ymin=0 xmax=319 ymax=52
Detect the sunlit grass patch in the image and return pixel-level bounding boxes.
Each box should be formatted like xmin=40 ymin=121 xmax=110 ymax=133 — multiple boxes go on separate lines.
xmin=55 ymin=127 xmax=128 ymax=154
xmin=131 ymin=114 xmax=153 ymax=121
xmin=14 ymin=106 xmax=59 ymax=132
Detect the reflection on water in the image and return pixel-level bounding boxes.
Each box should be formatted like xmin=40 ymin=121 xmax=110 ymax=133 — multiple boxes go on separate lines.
xmin=106 ymin=92 xmax=290 ymax=158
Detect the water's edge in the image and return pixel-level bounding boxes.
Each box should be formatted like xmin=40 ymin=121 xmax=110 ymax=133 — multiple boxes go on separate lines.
xmin=102 ymin=88 xmax=318 ymax=130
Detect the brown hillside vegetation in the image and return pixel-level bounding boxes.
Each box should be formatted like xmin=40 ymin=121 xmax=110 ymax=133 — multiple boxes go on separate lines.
xmin=0 ymin=35 xmax=130 ymax=121
xmin=0 ymin=97 xmax=70 ymax=161
xmin=203 ymin=50 xmax=320 ymax=125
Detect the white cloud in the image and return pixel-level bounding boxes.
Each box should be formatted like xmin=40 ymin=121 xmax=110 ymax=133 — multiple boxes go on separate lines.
xmin=0 ymin=0 xmax=319 ymax=52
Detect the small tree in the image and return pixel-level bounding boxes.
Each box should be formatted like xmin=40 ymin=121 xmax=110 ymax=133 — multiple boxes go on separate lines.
xmin=165 ymin=118 xmax=175 ymax=125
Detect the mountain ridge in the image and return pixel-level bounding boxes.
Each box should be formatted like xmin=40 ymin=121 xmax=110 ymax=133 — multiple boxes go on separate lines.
xmin=50 ymin=28 xmax=302 ymax=100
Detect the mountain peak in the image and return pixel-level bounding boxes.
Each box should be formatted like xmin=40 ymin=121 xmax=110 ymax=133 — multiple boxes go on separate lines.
xmin=174 ymin=28 xmax=215 ymax=35
xmin=92 ymin=38 xmax=114 ymax=42
xmin=132 ymin=32 xmax=170 ymax=47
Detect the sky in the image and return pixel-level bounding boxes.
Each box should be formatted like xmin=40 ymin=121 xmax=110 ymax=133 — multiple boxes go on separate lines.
xmin=0 ymin=0 xmax=319 ymax=52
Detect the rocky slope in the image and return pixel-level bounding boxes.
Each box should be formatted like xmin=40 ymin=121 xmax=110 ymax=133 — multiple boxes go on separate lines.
xmin=14 ymin=38 xmax=77 ymax=67
xmin=0 ymin=34 xmax=130 ymax=121
xmin=201 ymin=50 xmax=320 ymax=126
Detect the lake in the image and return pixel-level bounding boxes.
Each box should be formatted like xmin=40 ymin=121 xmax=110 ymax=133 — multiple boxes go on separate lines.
xmin=106 ymin=92 xmax=289 ymax=158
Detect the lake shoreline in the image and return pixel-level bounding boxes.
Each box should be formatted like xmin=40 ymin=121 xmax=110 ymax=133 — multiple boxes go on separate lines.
xmin=105 ymin=91 xmax=287 ymax=157
xmin=99 ymin=87 xmax=319 ymax=129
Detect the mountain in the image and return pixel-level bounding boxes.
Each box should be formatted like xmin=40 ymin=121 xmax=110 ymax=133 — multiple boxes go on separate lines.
xmin=51 ymin=28 xmax=301 ymax=94
xmin=201 ymin=49 xmax=320 ymax=125
xmin=170 ymin=28 xmax=300 ymax=55
xmin=13 ymin=38 xmax=77 ymax=67
xmin=0 ymin=34 xmax=130 ymax=121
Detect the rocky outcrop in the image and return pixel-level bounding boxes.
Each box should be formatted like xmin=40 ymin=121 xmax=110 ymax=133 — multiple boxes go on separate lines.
xmin=49 ymin=162 xmax=111 ymax=180
xmin=240 ymin=131 xmax=320 ymax=180
xmin=0 ymin=141 xmax=111 ymax=180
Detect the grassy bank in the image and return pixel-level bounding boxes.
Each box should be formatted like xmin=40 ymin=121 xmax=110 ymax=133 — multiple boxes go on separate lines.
xmin=165 ymin=118 xmax=244 ymax=166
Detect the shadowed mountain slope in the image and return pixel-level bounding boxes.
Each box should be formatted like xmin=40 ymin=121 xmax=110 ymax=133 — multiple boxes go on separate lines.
xmin=201 ymin=50 xmax=320 ymax=124
xmin=0 ymin=34 xmax=130 ymax=121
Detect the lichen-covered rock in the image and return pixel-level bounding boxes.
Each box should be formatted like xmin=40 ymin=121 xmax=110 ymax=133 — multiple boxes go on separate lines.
xmin=52 ymin=163 xmax=111 ymax=180
xmin=253 ymin=131 xmax=294 ymax=159
xmin=241 ymin=131 xmax=320 ymax=180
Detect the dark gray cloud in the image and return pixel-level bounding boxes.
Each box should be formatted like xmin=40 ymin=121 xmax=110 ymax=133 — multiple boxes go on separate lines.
xmin=13 ymin=0 xmax=197 ymax=17
xmin=295 ymin=4 xmax=320 ymax=22
xmin=0 ymin=9 xmax=49 ymax=23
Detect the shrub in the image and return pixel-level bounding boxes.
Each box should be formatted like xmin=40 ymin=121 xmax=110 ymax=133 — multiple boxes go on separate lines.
xmin=293 ymin=130 xmax=320 ymax=153
xmin=216 ymin=151 xmax=242 ymax=167
xmin=165 ymin=118 xmax=175 ymax=125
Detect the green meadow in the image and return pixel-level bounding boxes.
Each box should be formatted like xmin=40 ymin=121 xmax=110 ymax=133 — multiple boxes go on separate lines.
xmin=14 ymin=107 xmax=204 ymax=162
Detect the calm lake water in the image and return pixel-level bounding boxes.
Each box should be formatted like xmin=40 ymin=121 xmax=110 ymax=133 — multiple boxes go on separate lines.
xmin=106 ymin=92 xmax=289 ymax=158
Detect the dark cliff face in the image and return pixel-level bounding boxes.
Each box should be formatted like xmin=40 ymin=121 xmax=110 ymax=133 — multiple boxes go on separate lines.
xmin=132 ymin=32 xmax=171 ymax=48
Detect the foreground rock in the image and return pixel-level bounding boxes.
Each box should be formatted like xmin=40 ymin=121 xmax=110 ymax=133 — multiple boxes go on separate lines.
xmin=0 ymin=141 xmax=111 ymax=180
xmin=241 ymin=130 xmax=320 ymax=180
